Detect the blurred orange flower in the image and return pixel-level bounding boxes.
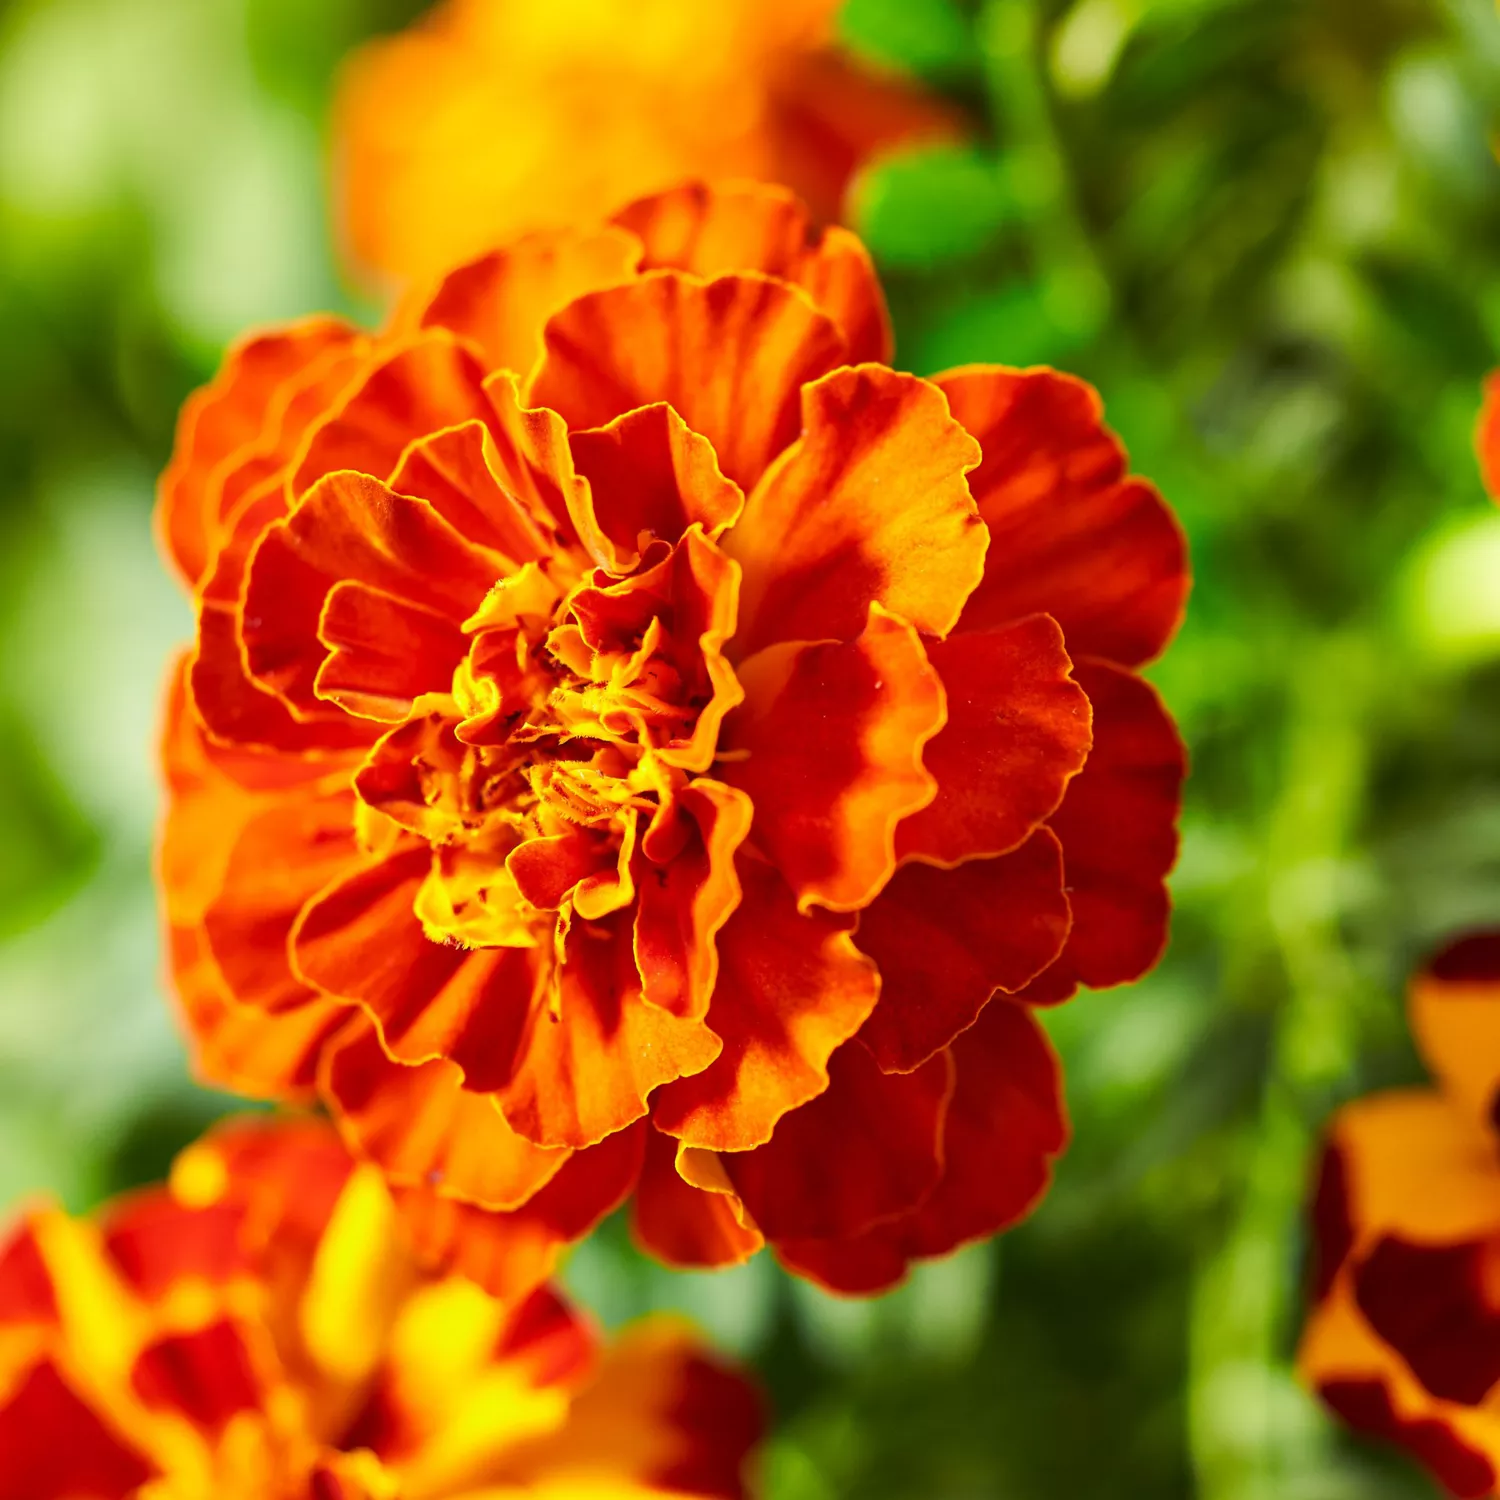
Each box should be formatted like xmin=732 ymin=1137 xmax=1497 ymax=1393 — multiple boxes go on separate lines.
xmin=0 ymin=1115 xmax=762 ymax=1500
xmin=157 ymin=181 xmax=1188 ymax=1299
xmin=1478 ymin=373 xmax=1500 ymax=501
xmin=1300 ymin=933 xmax=1500 ymax=1498
xmin=333 ymin=0 xmax=961 ymax=285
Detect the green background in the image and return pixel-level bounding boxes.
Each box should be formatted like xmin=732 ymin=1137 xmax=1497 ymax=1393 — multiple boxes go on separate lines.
xmin=2 ymin=0 xmax=1499 ymax=1494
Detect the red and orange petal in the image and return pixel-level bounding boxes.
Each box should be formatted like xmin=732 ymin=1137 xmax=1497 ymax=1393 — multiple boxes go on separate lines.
xmin=332 ymin=0 xmax=959 ymax=288
xmin=0 ymin=1118 xmax=762 ymax=1500
xmin=156 ymin=179 xmax=1186 ymax=1294
xmin=1409 ymin=931 xmax=1500 ymax=1134
xmin=1300 ymin=1084 xmax=1500 ymax=1493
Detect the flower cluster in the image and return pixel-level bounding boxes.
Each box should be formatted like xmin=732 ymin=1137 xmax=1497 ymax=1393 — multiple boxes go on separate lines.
xmin=0 ymin=1116 xmax=761 ymax=1500
xmin=1300 ymin=934 xmax=1500 ymax=1498
xmin=334 ymin=0 xmax=960 ymax=284
xmin=158 ymin=179 xmax=1187 ymax=1299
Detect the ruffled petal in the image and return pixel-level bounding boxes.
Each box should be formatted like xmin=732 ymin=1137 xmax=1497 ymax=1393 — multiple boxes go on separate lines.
xmin=856 ymin=829 xmax=1070 ymax=1074
xmin=776 ymin=1001 xmax=1067 ymax=1294
xmin=191 ymin=486 xmax=378 ymax=756
xmin=937 ymin=366 xmax=1188 ymax=668
xmin=567 ymin=403 xmax=744 ymax=573
xmin=200 ymin=787 xmax=363 ymax=1014
xmin=631 ymin=1127 xmax=764 ymax=1270
xmin=314 ymin=582 xmax=470 ymax=723
xmin=416 ymin=225 xmax=643 ymax=376
xmin=723 ymin=1042 xmax=952 ymax=1241
xmin=611 ymin=180 xmax=891 ymax=364
xmin=1409 ymin=931 xmax=1500 ymax=1134
xmin=894 ymin=615 xmax=1092 ymax=867
xmin=726 ymin=365 xmax=984 ymax=658
xmin=323 ymin=1018 xmax=570 ymax=1211
xmin=292 ymin=330 xmax=496 ymax=500
xmin=495 ymin=911 xmax=723 ymax=1150
xmin=634 ymin=780 xmax=754 ymax=1021
xmin=649 ymin=857 xmax=879 ymax=1151
xmin=157 ymin=317 xmax=361 ymax=590
xmin=391 ymin=1125 xmax=646 ymax=1304
xmin=528 ymin=270 xmax=847 ymax=491
xmin=242 ymin=472 xmax=505 ymax=717
xmin=167 ymin=923 xmax=349 ymax=1102
xmin=721 ymin=604 xmax=944 ymax=912
xmin=1019 ymin=660 xmax=1184 ymax=1002
xmin=291 ymin=846 xmax=543 ymax=1091
xmin=388 ymin=418 xmax=560 ymax=566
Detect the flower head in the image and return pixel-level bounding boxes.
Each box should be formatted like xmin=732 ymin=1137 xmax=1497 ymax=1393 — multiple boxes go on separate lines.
xmin=0 ymin=1116 xmax=761 ymax=1500
xmin=333 ymin=0 xmax=961 ymax=285
xmin=1300 ymin=933 xmax=1500 ymax=1498
xmin=158 ymin=180 xmax=1188 ymax=1299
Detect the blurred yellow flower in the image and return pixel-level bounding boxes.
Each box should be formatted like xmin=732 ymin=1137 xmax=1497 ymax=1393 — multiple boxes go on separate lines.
xmin=0 ymin=1116 xmax=762 ymax=1500
xmin=332 ymin=0 xmax=961 ymax=286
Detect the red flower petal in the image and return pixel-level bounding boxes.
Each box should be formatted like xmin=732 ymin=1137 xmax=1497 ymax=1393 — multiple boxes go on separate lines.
xmin=568 ymin=403 xmax=744 ymax=573
xmin=634 ymin=779 xmax=754 ymax=1021
xmin=632 ymin=1126 xmax=763 ymax=1270
xmin=724 ymin=1042 xmax=952 ymax=1241
xmin=242 ymin=472 xmax=505 ymax=716
xmin=723 ymin=604 xmax=943 ymax=912
xmin=612 ymin=180 xmax=892 ymax=364
xmin=937 ymin=366 xmax=1188 ymax=668
xmin=417 ymin=224 xmax=643 ymax=375
xmin=323 ymin=1018 xmax=570 ymax=1210
xmin=0 ymin=1362 xmax=155 ymax=1500
xmin=201 ymin=788 xmax=363 ymax=1014
xmin=1355 ymin=1235 xmax=1500 ymax=1405
xmin=387 ymin=418 xmax=557 ymax=565
xmin=168 ymin=923 xmax=348 ymax=1101
xmin=158 ymin=317 xmax=360 ymax=589
xmin=391 ymin=1124 xmax=645 ymax=1303
xmin=857 ymin=828 xmax=1071 ymax=1074
xmin=529 ymin=270 xmax=847 ymax=491
xmin=131 ymin=1319 xmax=262 ymax=1435
xmin=1320 ymin=1378 xmax=1498 ymax=1500
xmin=650 ymin=857 xmax=879 ymax=1151
xmin=777 ymin=1001 xmax=1067 ymax=1293
xmin=291 ymin=846 xmax=542 ymax=1091
xmin=1020 ymin=660 xmax=1184 ymax=1001
xmin=314 ymin=582 xmax=470 ymax=723
xmin=191 ymin=486 xmax=377 ymax=755
xmin=726 ymin=365 xmax=984 ymax=658
xmin=495 ymin=911 xmax=723 ymax=1150
xmin=895 ymin=614 xmax=1093 ymax=867
xmin=292 ymin=330 xmax=495 ymax=499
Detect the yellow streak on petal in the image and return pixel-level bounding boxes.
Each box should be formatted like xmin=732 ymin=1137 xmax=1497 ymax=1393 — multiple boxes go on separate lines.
xmin=300 ymin=1164 xmax=415 ymax=1388
xmin=170 ymin=1141 xmax=230 ymax=1208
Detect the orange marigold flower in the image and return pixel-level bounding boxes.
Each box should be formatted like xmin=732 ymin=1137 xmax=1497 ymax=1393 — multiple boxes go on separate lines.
xmin=333 ymin=0 xmax=962 ymax=285
xmin=157 ymin=181 xmax=1189 ymax=1299
xmin=0 ymin=1115 xmax=762 ymax=1500
xmin=1300 ymin=933 xmax=1500 ymax=1498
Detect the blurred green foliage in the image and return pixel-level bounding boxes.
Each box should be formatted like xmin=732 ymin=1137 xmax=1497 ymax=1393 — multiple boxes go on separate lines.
xmin=2 ymin=0 xmax=1500 ymax=1496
